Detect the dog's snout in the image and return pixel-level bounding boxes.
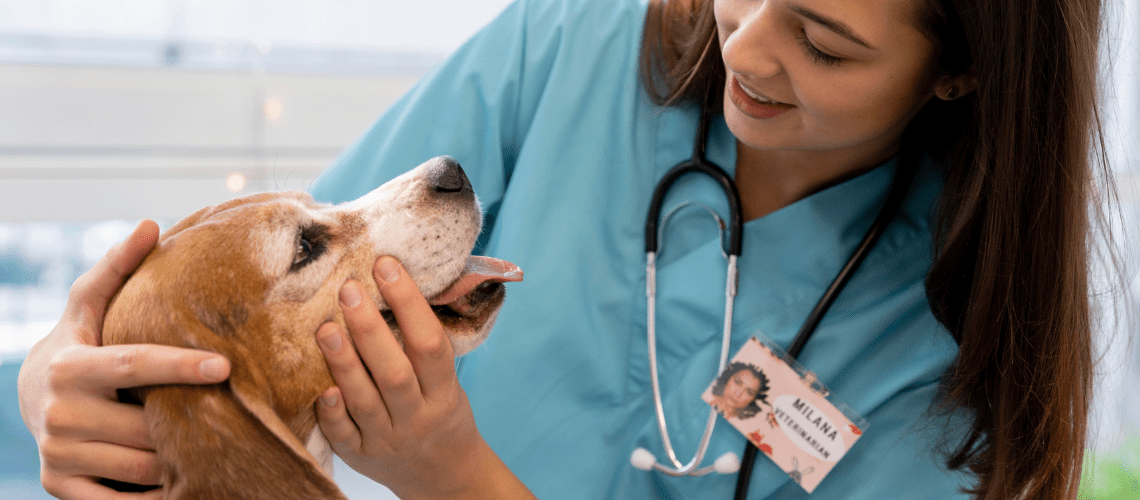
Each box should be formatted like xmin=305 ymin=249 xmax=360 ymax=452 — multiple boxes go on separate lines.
xmin=432 ymin=156 xmax=472 ymax=194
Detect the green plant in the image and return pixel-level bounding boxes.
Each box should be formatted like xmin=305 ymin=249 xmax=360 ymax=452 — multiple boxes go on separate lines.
xmin=1079 ymin=433 xmax=1140 ymax=499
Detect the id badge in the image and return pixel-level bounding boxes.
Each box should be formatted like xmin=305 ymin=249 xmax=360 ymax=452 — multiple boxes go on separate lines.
xmin=701 ymin=334 xmax=867 ymax=493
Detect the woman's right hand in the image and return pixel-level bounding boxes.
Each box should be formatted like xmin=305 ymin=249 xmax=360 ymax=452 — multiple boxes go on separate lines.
xmin=16 ymin=220 xmax=232 ymax=500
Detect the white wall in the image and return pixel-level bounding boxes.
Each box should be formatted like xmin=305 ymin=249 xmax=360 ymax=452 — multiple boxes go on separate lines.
xmin=0 ymin=63 xmax=419 ymax=222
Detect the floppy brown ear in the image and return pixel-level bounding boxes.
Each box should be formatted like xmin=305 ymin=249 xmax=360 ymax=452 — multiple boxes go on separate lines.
xmin=135 ymin=369 xmax=346 ymax=500
xmin=107 ymin=288 xmax=345 ymax=499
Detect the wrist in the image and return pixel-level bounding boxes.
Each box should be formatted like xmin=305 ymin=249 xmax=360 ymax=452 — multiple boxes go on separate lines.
xmin=393 ymin=439 xmax=535 ymax=500
xmin=458 ymin=441 xmax=535 ymax=500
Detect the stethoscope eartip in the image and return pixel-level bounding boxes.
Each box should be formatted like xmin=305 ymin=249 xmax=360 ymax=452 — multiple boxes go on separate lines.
xmin=713 ymin=452 xmax=741 ymax=474
xmin=630 ymin=447 xmax=657 ymax=471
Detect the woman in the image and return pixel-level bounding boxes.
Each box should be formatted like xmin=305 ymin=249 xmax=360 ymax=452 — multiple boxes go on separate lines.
xmin=18 ymin=0 xmax=1107 ymax=498
xmin=708 ymin=362 xmax=770 ymax=420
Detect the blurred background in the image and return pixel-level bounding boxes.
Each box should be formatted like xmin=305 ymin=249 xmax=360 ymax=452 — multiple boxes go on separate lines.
xmin=0 ymin=0 xmax=1137 ymax=498
xmin=0 ymin=1 xmax=514 ymax=498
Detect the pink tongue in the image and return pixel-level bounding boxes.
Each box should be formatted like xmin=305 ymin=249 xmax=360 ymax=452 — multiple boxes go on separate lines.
xmin=428 ymin=256 xmax=524 ymax=306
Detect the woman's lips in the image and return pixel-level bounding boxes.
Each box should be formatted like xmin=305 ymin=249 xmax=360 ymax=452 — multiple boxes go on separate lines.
xmin=728 ymin=76 xmax=794 ymax=120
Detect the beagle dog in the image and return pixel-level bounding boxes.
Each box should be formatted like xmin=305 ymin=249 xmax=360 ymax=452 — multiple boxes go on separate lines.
xmin=102 ymin=156 xmax=522 ymax=500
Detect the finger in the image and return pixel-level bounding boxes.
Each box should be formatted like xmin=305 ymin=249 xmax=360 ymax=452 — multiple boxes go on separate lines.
xmin=44 ymin=440 xmax=162 ymax=486
xmin=45 ymin=397 xmax=154 ymax=450
xmin=314 ymin=387 xmax=362 ymax=453
xmin=51 ymin=344 xmax=229 ymax=397
xmin=316 ymin=321 xmax=391 ymax=434
xmin=64 ymin=220 xmax=160 ymax=345
xmin=374 ymin=257 xmax=456 ymax=398
xmin=338 ymin=279 xmax=425 ymax=421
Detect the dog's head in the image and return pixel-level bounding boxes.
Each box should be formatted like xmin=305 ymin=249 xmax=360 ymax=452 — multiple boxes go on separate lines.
xmin=102 ymin=156 xmax=521 ymax=499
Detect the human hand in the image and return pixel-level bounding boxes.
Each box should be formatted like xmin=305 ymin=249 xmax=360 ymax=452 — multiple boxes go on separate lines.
xmin=16 ymin=220 xmax=232 ymax=499
xmin=315 ymin=256 xmax=534 ymax=500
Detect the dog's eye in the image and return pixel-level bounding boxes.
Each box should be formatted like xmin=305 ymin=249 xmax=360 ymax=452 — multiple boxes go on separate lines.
xmin=294 ymin=237 xmax=313 ymax=266
xmin=289 ymin=224 xmax=328 ymax=272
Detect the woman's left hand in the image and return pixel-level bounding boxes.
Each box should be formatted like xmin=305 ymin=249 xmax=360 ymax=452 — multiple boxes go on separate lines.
xmin=315 ymin=256 xmax=533 ymax=500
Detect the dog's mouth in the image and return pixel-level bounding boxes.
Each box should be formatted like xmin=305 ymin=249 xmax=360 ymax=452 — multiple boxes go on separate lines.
xmin=380 ymin=256 xmax=523 ymax=333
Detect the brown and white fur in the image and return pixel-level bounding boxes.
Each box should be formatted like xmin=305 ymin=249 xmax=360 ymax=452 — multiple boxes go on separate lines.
xmin=102 ymin=156 xmax=520 ymax=500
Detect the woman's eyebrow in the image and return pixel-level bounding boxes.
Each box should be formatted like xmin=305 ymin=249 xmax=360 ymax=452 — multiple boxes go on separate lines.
xmin=787 ymin=3 xmax=878 ymax=51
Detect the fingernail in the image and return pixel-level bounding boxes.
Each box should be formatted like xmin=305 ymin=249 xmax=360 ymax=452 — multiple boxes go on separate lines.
xmin=199 ymin=357 xmax=228 ymax=381
xmin=320 ymin=331 xmax=342 ymax=352
xmin=339 ymin=282 xmax=362 ymax=308
xmin=377 ymin=258 xmax=400 ymax=283
xmin=321 ymin=392 xmax=338 ymax=408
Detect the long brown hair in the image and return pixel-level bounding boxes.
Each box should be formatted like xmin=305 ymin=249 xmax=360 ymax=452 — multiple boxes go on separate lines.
xmin=640 ymin=0 xmax=1107 ymax=498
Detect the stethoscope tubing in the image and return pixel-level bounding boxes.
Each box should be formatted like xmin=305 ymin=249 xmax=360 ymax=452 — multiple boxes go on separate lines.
xmin=642 ymin=161 xmax=743 ymax=476
xmin=639 ymin=99 xmax=746 ymax=477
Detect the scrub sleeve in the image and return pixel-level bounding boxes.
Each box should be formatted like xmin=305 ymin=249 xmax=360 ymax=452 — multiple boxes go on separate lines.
xmin=309 ymin=0 xmax=973 ymax=498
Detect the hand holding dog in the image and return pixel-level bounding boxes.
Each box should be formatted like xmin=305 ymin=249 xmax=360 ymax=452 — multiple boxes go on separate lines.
xmin=316 ymin=256 xmax=535 ymax=500
xmin=16 ymin=220 xmax=232 ymax=500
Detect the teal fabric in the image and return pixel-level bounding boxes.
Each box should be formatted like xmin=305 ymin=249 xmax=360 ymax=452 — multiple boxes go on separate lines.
xmin=309 ymin=0 xmax=970 ymax=497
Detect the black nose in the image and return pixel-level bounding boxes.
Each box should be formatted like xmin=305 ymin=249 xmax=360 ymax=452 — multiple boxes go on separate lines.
xmin=432 ymin=156 xmax=472 ymax=194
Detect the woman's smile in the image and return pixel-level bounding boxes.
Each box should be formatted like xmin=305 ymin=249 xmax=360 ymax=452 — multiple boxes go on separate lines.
xmin=728 ymin=75 xmax=794 ymax=120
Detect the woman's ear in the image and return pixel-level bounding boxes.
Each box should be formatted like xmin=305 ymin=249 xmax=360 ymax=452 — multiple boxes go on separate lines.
xmin=934 ymin=70 xmax=978 ymax=101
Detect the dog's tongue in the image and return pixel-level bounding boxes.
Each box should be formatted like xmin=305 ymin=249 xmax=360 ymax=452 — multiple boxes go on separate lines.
xmin=428 ymin=256 xmax=523 ymax=306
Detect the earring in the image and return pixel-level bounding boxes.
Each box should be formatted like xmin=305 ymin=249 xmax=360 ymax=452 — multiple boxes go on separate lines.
xmin=944 ymin=87 xmax=959 ymax=100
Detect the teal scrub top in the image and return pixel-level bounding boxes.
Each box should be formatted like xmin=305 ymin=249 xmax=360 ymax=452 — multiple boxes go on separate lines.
xmin=309 ymin=0 xmax=970 ymax=497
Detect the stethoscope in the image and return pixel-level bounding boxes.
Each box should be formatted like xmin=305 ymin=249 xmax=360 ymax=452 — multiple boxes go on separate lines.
xmin=630 ymin=100 xmax=917 ymax=497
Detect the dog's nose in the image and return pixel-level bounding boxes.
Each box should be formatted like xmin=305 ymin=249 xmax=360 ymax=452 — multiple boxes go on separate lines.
xmin=432 ymin=156 xmax=472 ymax=194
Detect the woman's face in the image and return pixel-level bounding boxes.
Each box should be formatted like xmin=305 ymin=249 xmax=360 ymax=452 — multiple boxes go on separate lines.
xmin=723 ymin=370 xmax=762 ymax=410
xmin=714 ymin=0 xmax=940 ymax=166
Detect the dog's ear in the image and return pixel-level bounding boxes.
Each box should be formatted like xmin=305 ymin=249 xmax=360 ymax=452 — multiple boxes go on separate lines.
xmin=123 ymin=317 xmax=346 ymax=500
xmin=137 ymin=378 xmax=346 ymax=500
xmin=107 ymin=286 xmax=346 ymax=499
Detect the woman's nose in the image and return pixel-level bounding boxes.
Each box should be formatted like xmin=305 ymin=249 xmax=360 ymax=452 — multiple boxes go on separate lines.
xmin=720 ymin=3 xmax=783 ymax=79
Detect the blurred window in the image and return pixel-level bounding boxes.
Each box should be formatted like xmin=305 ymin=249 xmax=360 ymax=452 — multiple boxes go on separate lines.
xmin=0 ymin=0 xmax=513 ymax=355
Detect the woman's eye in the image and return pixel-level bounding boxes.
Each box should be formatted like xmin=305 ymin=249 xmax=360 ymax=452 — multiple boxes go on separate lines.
xmin=796 ymin=32 xmax=844 ymax=67
xmin=294 ymin=237 xmax=313 ymax=266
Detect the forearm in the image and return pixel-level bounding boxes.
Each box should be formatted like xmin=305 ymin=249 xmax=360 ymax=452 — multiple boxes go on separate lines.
xmin=463 ymin=440 xmax=537 ymax=500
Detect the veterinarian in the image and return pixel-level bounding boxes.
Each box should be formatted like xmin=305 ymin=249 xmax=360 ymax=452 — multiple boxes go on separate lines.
xmin=18 ymin=0 xmax=1110 ymax=498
